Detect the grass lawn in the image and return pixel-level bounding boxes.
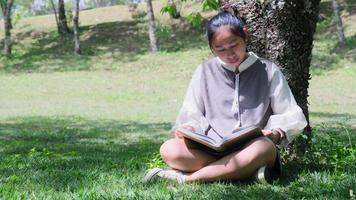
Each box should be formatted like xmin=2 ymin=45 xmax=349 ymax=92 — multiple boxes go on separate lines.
xmin=0 ymin=0 xmax=355 ymax=199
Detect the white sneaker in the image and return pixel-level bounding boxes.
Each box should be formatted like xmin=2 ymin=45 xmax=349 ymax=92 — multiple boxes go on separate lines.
xmin=254 ymin=152 xmax=282 ymax=184
xmin=143 ymin=168 xmax=186 ymax=184
xmin=255 ymin=165 xmax=271 ymax=184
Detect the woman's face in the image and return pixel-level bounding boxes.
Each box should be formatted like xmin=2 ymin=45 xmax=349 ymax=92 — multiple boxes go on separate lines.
xmin=211 ymin=26 xmax=248 ymax=68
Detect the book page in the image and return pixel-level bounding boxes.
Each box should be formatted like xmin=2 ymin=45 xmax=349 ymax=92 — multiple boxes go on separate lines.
xmin=177 ymin=127 xmax=217 ymax=145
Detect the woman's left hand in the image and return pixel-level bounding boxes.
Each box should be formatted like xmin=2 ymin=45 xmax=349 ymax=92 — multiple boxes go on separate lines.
xmin=262 ymin=128 xmax=285 ymax=144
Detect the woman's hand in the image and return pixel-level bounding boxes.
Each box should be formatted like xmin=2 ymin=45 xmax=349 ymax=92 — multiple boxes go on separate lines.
xmin=262 ymin=128 xmax=286 ymax=144
xmin=174 ymin=125 xmax=195 ymax=139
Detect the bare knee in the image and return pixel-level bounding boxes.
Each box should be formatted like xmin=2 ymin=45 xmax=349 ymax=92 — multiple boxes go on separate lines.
xmin=160 ymin=138 xmax=216 ymax=171
xmin=230 ymin=137 xmax=277 ymax=170
xmin=244 ymin=137 xmax=277 ymax=167
xmin=160 ymin=138 xmax=184 ymax=164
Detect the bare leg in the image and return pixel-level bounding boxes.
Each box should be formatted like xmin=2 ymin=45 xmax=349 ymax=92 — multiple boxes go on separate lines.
xmin=160 ymin=138 xmax=217 ymax=172
xmin=160 ymin=136 xmax=277 ymax=182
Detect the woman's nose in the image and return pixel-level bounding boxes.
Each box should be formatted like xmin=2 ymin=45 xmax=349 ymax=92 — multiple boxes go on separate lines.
xmin=226 ymin=48 xmax=235 ymax=56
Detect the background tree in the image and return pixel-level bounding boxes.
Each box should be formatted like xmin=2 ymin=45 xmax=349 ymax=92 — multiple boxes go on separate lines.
xmin=50 ymin=0 xmax=70 ymax=35
xmin=332 ymin=0 xmax=347 ymax=49
xmin=57 ymin=0 xmax=70 ymax=34
xmin=146 ymin=0 xmax=158 ymax=52
xmin=73 ymin=0 xmax=81 ymax=54
xmin=220 ymin=0 xmax=321 ymax=155
xmin=49 ymin=0 xmax=59 ymax=30
xmin=0 ymin=0 xmax=14 ymax=57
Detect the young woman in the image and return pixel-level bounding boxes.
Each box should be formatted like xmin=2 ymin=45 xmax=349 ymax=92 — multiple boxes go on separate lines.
xmin=144 ymin=11 xmax=307 ymax=184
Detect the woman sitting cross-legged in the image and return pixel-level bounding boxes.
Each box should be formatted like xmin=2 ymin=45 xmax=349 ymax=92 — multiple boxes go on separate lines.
xmin=144 ymin=11 xmax=307 ymax=184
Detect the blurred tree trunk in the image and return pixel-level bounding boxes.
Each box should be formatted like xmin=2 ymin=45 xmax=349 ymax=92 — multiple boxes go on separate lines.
xmin=50 ymin=0 xmax=59 ymax=28
xmin=73 ymin=0 xmax=81 ymax=54
xmin=332 ymin=0 xmax=347 ymax=49
xmin=146 ymin=0 xmax=158 ymax=52
xmin=221 ymin=0 xmax=321 ymax=155
xmin=0 ymin=0 xmax=14 ymax=57
xmin=58 ymin=0 xmax=70 ymax=35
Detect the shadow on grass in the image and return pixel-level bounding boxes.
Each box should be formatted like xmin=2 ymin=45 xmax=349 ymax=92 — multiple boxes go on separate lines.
xmin=311 ymin=111 xmax=356 ymax=125
xmin=279 ymin=121 xmax=356 ymax=185
xmin=0 ymin=116 xmax=171 ymax=191
xmin=332 ymin=34 xmax=356 ymax=62
xmin=0 ymin=114 xmax=353 ymax=197
xmin=0 ymin=19 xmax=206 ymax=73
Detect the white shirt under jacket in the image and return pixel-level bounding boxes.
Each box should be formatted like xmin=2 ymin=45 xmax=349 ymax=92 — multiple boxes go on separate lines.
xmin=173 ymin=52 xmax=308 ymax=148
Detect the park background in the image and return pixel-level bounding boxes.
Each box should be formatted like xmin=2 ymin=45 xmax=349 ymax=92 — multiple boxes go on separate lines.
xmin=0 ymin=0 xmax=355 ymax=199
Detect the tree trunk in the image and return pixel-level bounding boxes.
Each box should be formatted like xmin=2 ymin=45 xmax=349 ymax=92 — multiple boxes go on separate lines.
xmin=222 ymin=1 xmax=266 ymax=57
xmin=73 ymin=0 xmax=81 ymax=54
xmin=146 ymin=0 xmax=158 ymax=52
xmin=221 ymin=0 xmax=321 ymax=155
xmin=1 ymin=0 xmax=14 ymax=57
xmin=50 ymin=0 xmax=60 ymax=29
xmin=264 ymin=0 xmax=320 ymax=155
xmin=58 ymin=0 xmax=70 ymax=35
xmin=332 ymin=0 xmax=347 ymax=49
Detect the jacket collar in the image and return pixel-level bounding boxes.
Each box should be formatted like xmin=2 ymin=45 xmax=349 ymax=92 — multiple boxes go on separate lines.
xmin=217 ymin=52 xmax=259 ymax=74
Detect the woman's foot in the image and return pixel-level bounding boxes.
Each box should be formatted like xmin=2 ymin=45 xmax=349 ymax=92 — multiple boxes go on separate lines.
xmin=143 ymin=168 xmax=186 ymax=184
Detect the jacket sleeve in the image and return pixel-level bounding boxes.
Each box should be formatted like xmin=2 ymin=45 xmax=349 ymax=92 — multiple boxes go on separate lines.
xmin=264 ymin=63 xmax=308 ymax=147
xmin=171 ymin=65 xmax=209 ymax=136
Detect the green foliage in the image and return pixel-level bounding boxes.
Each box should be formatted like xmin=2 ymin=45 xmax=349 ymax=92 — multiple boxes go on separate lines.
xmin=160 ymin=0 xmax=219 ymax=28
xmin=160 ymin=4 xmax=178 ymax=17
xmin=156 ymin=23 xmax=173 ymax=41
xmin=11 ymin=9 xmax=24 ymax=26
xmin=0 ymin=0 xmax=6 ymax=11
xmin=185 ymin=13 xmax=203 ymax=28
xmin=201 ymin=0 xmax=219 ymax=11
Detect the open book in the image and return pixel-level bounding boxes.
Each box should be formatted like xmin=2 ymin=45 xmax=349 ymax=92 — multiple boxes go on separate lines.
xmin=177 ymin=126 xmax=263 ymax=152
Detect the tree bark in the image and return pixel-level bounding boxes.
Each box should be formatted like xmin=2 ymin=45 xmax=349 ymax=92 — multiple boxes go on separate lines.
xmin=73 ymin=0 xmax=81 ymax=54
xmin=1 ymin=0 xmax=14 ymax=57
xmin=221 ymin=0 xmax=321 ymax=155
xmin=146 ymin=0 xmax=158 ymax=52
xmin=222 ymin=1 xmax=266 ymax=57
xmin=58 ymin=0 xmax=70 ymax=35
xmin=332 ymin=0 xmax=347 ymax=49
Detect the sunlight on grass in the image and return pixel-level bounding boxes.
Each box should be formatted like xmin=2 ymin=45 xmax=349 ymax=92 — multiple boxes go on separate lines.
xmin=0 ymin=0 xmax=355 ymax=199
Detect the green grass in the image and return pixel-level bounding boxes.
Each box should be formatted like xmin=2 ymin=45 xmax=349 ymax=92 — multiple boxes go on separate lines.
xmin=0 ymin=0 xmax=355 ymax=199
xmin=0 ymin=117 xmax=354 ymax=199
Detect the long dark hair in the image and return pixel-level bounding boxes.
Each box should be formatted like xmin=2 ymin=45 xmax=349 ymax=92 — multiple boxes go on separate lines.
xmin=206 ymin=11 xmax=246 ymax=49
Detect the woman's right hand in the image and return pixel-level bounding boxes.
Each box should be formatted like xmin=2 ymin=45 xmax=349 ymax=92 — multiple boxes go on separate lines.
xmin=174 ymin=125 xmax=195 ymax=139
